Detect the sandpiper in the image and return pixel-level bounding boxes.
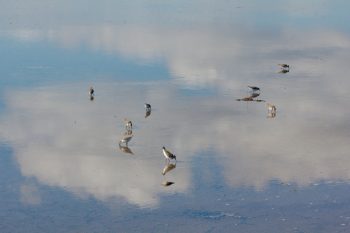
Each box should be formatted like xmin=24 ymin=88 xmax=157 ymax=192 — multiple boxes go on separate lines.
xmin=119 ymin=134 xmax=133 ymax=146
xmin=248 ymin=86 xmax=260 ymax=92
xmin=266 ymin=103 xmax=277 ymax=112
xmin=278 ymin=64 xmax=290 ymax=69
xmin=145 ymin=103 xmax=151 ymax=110
xmin=162 ymin=146 xmax=176 ymax=162
xmin=145 ymin=103 xmax=151 ymax=118
xmin=124 ymin=118 xmax=132 ymax=130
xmin=89 ymin=86 xmax=94 ymax=96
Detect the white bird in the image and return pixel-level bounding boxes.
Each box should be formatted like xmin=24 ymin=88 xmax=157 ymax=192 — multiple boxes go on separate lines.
xmin=124 ymin=118 xmax=132 ymax=131
xmin=162 ymin=146 xmax=176 ymax=162
xmin=267 ymin=103 xmax=277 ymax=112
xmin=278 ymin=64 xmax=290 ymax=69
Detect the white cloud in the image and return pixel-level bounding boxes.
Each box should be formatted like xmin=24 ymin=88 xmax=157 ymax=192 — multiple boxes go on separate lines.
xmin=1 ymin=16 xmax=350 ymax=204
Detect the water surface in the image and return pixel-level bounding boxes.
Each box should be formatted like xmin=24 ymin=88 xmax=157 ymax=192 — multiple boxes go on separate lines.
xmin=1 ymin=1 xmax=350 ymax=232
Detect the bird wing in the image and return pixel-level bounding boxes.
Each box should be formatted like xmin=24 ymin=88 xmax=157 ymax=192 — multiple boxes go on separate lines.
xmin=166 ymin=149 xmax=174 ymax=157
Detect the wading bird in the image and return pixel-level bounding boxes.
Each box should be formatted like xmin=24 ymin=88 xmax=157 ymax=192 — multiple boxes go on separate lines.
xmin=144 ymin=103 xmax=151 ymax=111
xmin=248 ymin=86 xmax=260 ymax=92
xmin=144 ymin=103 xmax=151 ymax=118
xmin=162 ymin=146 xmax=176 ymax=162
xmin=266 ymin=103 xmax=277 ymax=118
xmin=124 ymin=118 xmax=132 ymax=131
xmin=278 ymin=64 xmax=290 ymax=69
xmin=89 ymin=86 xmax=94 ymax=96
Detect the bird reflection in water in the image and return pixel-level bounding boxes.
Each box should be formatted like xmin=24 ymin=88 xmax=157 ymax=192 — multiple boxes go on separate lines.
xmin=278 ymin=69 xmax=289 ymax=74
xmin=145 ymin=109 xmax=151 ymax=118
xmin=266 ymin=103 xmax=277 ymax=118
xmin=119 ymin=134 xmax=133 ymax=146
xmin=236 ymin=92 xmax=265 ymax=102
xmin=119 ymin=143 xmax=134 ymax=155
xmin=124 ymin=129 xmax=133 ymax=136
xmin=162 ymin=181 xmax=175 ymax=187
xmin=162 ymin=163 xmax=176 ymax=175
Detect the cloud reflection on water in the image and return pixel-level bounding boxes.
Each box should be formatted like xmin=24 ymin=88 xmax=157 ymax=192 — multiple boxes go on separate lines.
xmin=1 ymin=19 xmax=350 ymax=207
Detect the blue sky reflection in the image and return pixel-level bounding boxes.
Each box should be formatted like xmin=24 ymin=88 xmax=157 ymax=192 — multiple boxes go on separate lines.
xmin=0 ymin=1 xmax=350 ymax=232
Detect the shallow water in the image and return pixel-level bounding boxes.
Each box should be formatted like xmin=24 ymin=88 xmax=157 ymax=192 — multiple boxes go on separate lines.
xmin=1 ymin=1 xmax=350 ymax=232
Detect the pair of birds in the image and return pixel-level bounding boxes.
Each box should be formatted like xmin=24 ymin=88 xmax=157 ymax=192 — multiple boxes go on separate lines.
xmin=246 ymin=86 xmax=277 ymax=114
xmin=119 ymin=103 xmax=151 ymax=145
xmin=161 ymin=147 xmax=177 ymax=187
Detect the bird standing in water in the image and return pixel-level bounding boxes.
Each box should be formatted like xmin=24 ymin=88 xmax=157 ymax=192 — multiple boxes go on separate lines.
xmin=162 ymin=181 xmax=175 ymax=187
xmin=145 ymin=103 xmax=151 ymax=111
xmin=145 ymin=103 xmax=152 ymax=118
xmin=89 ymin=86 xmax=94 ymax=96
xmin=124 ymin=118 xmax=132 ymax=131
xmin=162 ymin=163 xmax=176 ymax=175
xmin=248 ymin=86 xmax=260 ymax=92
xmin=162 ymin=146 xmax=176 ymax=162
xmin=278 ymin=64 xmax=290 ymax=69
xmin=88 ymin=87 xmax=95 ymax=100
xmin=266 ymin=103 xmax=277 ymax=113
